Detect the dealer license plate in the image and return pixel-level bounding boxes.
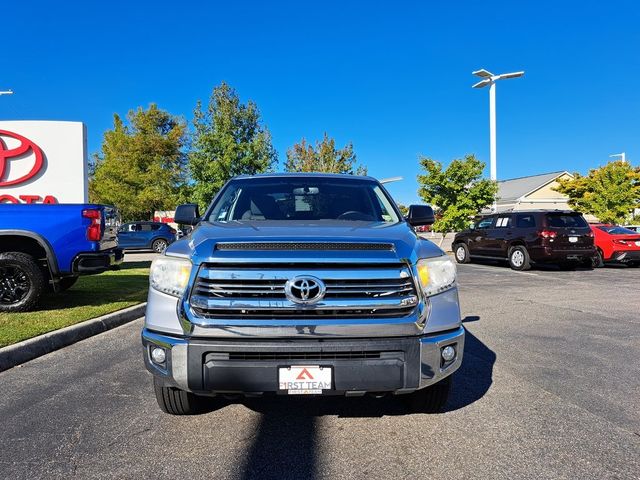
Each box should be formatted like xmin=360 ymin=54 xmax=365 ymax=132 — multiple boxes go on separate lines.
xmin=568 ymin=236 xmax=578 ymax=243
xmin=278 ymin=366 xmax=332 ymax=394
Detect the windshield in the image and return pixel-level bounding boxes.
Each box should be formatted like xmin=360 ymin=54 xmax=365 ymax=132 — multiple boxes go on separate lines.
xmin=597 ymin=226 xmax=639 ymax=235
xmin=206 ymin=177 xmax=401 ymax=223
xmin=546 ymin=214 xmax=588 ymax=228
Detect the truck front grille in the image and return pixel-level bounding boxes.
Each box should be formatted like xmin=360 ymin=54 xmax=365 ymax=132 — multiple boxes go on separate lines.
xmin=189 ymin=263 xmax=419 ymax=320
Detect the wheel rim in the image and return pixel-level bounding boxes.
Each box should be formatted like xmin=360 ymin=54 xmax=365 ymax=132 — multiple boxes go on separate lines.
xmin=154 ymin=240 xmax=167 ymax=253
xmin=511 ymin=250 xmax=524 ymax=267
xmin=456 ymin=247 xmax=466 ymax=261
xmin=0 ymin=266 xmax=31 ymax=305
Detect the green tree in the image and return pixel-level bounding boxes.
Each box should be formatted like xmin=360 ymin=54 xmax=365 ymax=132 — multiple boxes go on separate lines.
xmin=189 ymin=82 xmax=277 ymax=209
xmin=90 ymin=104 xmax=188 ymax=221
xmin=554 ymin=160 xmax=640 ymax=224
xmin=396 ymin=202 xmax=409 ymax=216
xmin=285 ymin=133 xmax=367 ymax=175
xmin=417 ymin=154 xmax=497 ymax=243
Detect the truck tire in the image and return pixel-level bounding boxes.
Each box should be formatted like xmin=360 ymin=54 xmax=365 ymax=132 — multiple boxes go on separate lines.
xmin=406 ymin=376 xmax=452 ymax=413
xmin=152 ymin=238 xmax=168 ymax=253
xmin=0 ymin=252 xmax=46 ymax=313
xmin=453 ymin=243 xmax=471 ymax=264
xmin=508 ymin=246 xmax=531 ymax=271
xmin=153 ymin=377 xmax=204 ymax=415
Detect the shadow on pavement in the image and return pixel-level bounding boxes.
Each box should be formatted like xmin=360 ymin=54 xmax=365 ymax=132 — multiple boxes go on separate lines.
xmin=228 ymin=316 xmax=495 ymax=478
xmin=444 ymin=316 xmax=496 ymax=412
xmin=240 ymin=402 xmax=317 ymax=479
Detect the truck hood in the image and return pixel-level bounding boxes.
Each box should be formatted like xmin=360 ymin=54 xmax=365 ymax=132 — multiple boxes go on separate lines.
xmin=167 ymin=220 xmax=444 ymax=264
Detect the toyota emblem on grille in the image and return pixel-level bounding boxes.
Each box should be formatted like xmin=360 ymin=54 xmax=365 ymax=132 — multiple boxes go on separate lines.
xmin=285 ymin=275 xmax=326 ymax=304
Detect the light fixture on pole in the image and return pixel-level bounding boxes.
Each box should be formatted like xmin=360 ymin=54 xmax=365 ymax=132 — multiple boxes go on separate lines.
xmin=472 ymin=69 xmax=524 ymax=183
xmin=610 ymin=152 xmax=626 ymax=162
xmin=0 ymin=89 xmax=13 ymax=96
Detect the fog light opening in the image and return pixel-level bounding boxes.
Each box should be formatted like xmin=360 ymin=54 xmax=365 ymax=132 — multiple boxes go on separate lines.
xmin=151 ymin=346 xmax=167 ymax=365
xmin=441 ymin=345 xmax=456 ymax=364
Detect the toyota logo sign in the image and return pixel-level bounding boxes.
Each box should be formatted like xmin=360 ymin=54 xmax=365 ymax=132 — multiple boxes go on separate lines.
xmin=0 ymin=130 xmax=44 ymax=187
xmin=284 ymin=275 xmax=326 ymax=305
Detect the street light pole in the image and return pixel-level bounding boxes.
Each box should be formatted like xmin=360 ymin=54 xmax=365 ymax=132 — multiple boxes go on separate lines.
xmin=472 ymin=69 xmax=525 ymax=184
xmin=610 ymin=152 xmax=626 ymax=163
xmin=489 ymin=82 xmax=497 ymax=181
xmin=0 ymin=90 xmax=13 ymax=96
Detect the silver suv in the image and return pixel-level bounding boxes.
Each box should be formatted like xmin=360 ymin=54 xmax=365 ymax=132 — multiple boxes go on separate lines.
xmin=142 ymin=174 xmax=464 ymax=414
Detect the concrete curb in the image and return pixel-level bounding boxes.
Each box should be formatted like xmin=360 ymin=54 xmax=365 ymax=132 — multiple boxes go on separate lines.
xmin=0 ymin=303 xmax=146 ymax=373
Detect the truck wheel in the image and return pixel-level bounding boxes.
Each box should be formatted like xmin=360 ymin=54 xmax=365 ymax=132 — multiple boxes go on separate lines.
xmin=508 ymin=246 xmax=531 ymax=271
xmin=152 ymin=238 xmax=168 ymax=253
xmin=153 ymin=377 xmax=204 ymax=415
xmin=0 ymin=252 xmax=46 ymax=313
xmin=593 ymin=250 xmax=604 ymax=268
xmin=453 ymin=244 xmax=471 ymax=264
xmin=406 ymin=376 xmax=452 ymax=413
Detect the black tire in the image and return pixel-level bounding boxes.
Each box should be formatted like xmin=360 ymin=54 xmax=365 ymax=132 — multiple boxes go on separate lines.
xmin=594 ymin=249 xmax=604 ymax=268
xmin=0 ymin=252 xmax=46 ymax=313
xmin=406 ymin=376 xmax=452 ymax=413
xmin=508 ymin=246 xmax=531 ymax=271
xmin=151 ymin=238 xmax=168 ymax=254
xmin=153 ymin=377 xmax=204 ymax=415
xmin=453 ymin=243 xmax=471 ymax=264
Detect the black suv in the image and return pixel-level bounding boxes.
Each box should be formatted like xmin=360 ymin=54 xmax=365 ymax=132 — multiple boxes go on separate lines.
xmin=452 ymin=210 xmax=596 ymax=270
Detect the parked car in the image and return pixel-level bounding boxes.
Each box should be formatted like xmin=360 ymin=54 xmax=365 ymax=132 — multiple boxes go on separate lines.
xmin=0 ymin=204 xmax=123 ymax=312
xmin=591 ymin=224 xmax=640 ymax=267
xmin=117 ymin=222 xmax=176 ymax=253
xmin=452 ymin=210 xmax=595 ymax=270
xmin=142 ymin=173 xmax=463 ymax=415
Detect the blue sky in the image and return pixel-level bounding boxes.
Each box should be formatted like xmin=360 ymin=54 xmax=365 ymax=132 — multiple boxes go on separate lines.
xmin=1 ymin=0 xmax=639 ymax=204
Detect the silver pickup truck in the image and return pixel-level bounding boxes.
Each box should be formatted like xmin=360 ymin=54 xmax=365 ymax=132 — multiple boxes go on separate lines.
xmin=142 ymin=173 xmax=464 ymax=414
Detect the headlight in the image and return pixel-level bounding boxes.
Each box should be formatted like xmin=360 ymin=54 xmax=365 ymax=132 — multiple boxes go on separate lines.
xmin=416 ymin=256 xmax=457 ymax=297
xmin=150 ymin=256 xmax=192 ymax=297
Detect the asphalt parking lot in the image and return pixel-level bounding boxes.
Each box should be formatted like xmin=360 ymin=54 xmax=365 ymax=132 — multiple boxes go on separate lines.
xmin=1 ymin=262 xmax=638 ymax=479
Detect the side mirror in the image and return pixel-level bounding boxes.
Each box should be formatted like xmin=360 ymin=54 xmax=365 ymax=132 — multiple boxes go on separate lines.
xmin=175 ymin=203 xmax=201 ymax=226
xmin=406 ymin=204 xmax=435 ymax=227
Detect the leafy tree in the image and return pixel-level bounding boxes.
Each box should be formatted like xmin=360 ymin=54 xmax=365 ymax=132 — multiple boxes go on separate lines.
xmin=396 ymin=202 xmax=409 ymax=216
xmin=285 ymin=133 xmax=367 ymax=175
xmin=189 ymin=82 xmax=277 ymax=209
xmin=417 ymin=154 xmax=497 ymax=243
xmin=554 ymin=160 xmax=640 ymax=224
xmin=90 ymin=104 xmax=188 ymax=221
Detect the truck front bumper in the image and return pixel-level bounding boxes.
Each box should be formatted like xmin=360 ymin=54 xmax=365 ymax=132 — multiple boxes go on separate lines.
xmin=141 ymin=326 xmax=465 ymax=395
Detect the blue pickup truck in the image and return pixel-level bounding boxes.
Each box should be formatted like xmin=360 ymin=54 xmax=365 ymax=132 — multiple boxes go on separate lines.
xmin=0 ymin=204 xmax=123 ymax=312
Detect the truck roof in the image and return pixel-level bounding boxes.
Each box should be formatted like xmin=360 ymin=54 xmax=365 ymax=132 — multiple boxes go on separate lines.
xmin=233 ymin=172 xmax=377 ymax=181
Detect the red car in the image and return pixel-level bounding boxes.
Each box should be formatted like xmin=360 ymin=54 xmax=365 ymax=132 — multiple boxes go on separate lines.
xmin=591 ymin=224 xmax=640 ymax=267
